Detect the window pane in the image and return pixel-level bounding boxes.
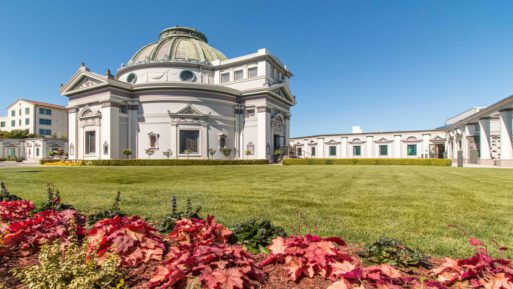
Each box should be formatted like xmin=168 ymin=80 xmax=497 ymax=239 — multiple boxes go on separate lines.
xmin=311 ymin=147 xmax=316 ymax=156
xmin=180 ymin=130 xmax=199 ymax=153
xmin=86 ymin=131 xmax=96 ymax=154
xmin=221 ymin=73 xmax=230 ymax=83
xmin=39 ymin=118 xmax=52 ymax=125
xmin=234 ymin=70 xmax=243 ymax=80
xmin=379 ymin=145 xmax=388 ymax=156
xmin=407 ymin=144 xmax=417 ymax=156
xmin=297 ymin=148 xmax=302 ymax=156
xmin=25 ymin=108 xmax=30 ymax=114
xmin=248 ymin=67 xmax=257 ymax=78
xmin=329 ymin=146 xmax=337 ymax=156
xmin=353 ymin=146 xmax=361 ymax=156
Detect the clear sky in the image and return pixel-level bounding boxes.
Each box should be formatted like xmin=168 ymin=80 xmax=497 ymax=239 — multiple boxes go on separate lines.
xmin=0 ymin=1 xmax=512 ymax=137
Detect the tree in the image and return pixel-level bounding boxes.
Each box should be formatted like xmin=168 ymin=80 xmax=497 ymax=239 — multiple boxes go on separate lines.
xmin=122 ymin=149 xmax=133 ymax=159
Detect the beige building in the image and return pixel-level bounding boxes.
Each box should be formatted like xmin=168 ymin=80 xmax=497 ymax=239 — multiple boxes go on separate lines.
xmin=0 ymin=99 xmax=68 ymax=138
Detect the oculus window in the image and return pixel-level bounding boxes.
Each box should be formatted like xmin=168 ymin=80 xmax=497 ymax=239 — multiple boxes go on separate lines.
xmin=179 ymin=70 xmax=196 ymax=82
xmin=353 ymin=145 xmax=361 ymax=156
xmin=407 ymin=144 xmax=417 ymax=156
xmin=85 ymin=131 xmax=96 ymax=154
xmin=379 ymin=145 xmax=388 ymax=156
xmin=179 ymin=130 xmax=199 ymax=154
xmin=329 ymin=146 xmax=337 ymax=156
xmin=127 ymin=73 xmax=137 ymax=84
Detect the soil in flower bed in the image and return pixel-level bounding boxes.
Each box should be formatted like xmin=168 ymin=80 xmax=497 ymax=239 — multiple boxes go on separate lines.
xmin=0 ymin=256 xmax=38 ymax=289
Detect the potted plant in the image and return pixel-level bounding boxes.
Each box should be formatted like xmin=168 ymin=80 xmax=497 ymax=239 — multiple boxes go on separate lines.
xmin=163 ymin=149 xmax=172 ymax=159
xmin=145 ymin=148 xmax=155 ymax=159
xmin=245 ymin=150 xmax=252 ymax=159
xmin=220 ymin=147 xmax=232 ymax=158
xmin=122 ymin=149 xmax=133 ymax=159
xmin=208 ymin=148 xmax=216 ymax=160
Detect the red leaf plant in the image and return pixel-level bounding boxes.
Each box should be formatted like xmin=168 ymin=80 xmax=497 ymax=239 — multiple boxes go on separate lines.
xmin=166 ymin=215 xmax=233 ymax=246
xmin=0 ymin=209 xmax=85 ymax=257
xmin=86 ymin=215 xmax=165 ymax=267
xmin=149 ymin=242 xmax=266 ymax=289
xmin=0 ymin=200 xmax=34 ymax=223
xmin=431 ymin=238 xmax=513 ymax=289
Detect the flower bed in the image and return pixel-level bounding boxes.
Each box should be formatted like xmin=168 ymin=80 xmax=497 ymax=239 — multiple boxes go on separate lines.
xmin=0 ymin=183 xmax=511 ymax=289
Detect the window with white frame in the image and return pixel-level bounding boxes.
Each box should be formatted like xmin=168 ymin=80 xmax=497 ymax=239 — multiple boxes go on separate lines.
xmin=379 ymin=145 xmax=388 ymax=156
xmin=248 ymin=67 xmax=257 ymax=78
xmin=234 ymin=70 xmax=243 ymax=81
xmin=85 ymin=131 xmax=96 ymax=154
xmin=221 ymin=73 xmax=230 ymax=83
xmin=179 ymin=130 xmax=199 ymax=154
xmin=407 ymin=144 xmax=417 ymax=156
xmin=297 ymin=147 xmax=302 ymax=156
xmin=311 ymin=146 xmax=316 ymax=156
xmin=329 ymin=146 xmax=337 ymax=156
xmin=353 ymin=145 xmax=361 ymax=156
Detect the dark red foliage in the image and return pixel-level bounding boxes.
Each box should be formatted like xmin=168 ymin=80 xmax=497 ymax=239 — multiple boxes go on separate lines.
xmin=86 ymin=215 xmax=165 ymax=267
xmin=0 ymin=209 xmax=85 ymax=257
xmin=166 ymin=215 xmax=233 ymax=246
xmin=0 ymin=200 xmax=34 ymax=223
xmin=149 ymin=243 xmax=266 ymax=289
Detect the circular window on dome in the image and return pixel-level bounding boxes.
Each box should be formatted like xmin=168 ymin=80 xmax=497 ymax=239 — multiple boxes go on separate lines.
xmin=179 ymin=70 xmax=196 ymax=82
xmin=127 ymin=73 xmax=137 ymax=84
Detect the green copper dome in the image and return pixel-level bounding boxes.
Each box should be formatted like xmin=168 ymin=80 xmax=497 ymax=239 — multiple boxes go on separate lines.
xmin=128 ymin=26 xmax=227 ymax=65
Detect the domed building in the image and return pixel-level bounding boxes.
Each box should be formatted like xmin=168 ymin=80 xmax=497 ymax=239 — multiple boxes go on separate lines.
xmin=61 ymin=26 xmax=296 ymax=161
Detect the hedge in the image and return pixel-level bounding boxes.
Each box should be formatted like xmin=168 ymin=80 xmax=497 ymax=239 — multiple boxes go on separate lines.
xmin=282 ymin=158 xmax=452 ymax=166
xmin=74 ymin=159 xmax=269 ymax=166
xmin=39 ymin=159 xmax=62 ymax=164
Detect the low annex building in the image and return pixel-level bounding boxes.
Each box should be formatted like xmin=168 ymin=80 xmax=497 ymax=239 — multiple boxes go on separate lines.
xmin=291 ymin=92 xmax=513 ymax=167
xmin=60 ymin=26 xmax=296 ymax=161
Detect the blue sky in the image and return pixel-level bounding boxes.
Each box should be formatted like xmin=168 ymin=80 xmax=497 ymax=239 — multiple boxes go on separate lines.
xmin=0 ymin=1 xmax=512 ymax=137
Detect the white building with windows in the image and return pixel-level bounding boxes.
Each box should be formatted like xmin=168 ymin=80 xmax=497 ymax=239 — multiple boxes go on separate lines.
xmin=60 ymin=26 xmax=295 ymax=161
xmin=291 ymin=128 xmax=447 ymax=160
xmin=0 ymin=99 xmax=68 ymax=138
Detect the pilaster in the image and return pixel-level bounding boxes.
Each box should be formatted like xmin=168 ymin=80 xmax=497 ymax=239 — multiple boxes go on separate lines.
xmin=478 ymin=118 xmax=492 ymax=165
xmin=499 ymin=109 xmax=513 ymax=165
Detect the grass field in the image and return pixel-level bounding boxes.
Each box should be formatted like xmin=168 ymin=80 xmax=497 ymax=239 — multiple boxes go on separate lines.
xmin=1 ymin=165 xmax=512 ymax=258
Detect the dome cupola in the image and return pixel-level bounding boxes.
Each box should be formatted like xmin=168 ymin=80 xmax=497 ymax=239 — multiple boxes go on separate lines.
xmin=127 ymin=26 xmax=227 ymax=65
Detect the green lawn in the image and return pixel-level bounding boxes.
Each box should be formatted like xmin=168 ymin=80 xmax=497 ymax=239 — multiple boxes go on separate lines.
xmin=1 ymin=165 xmax=512 ymax=258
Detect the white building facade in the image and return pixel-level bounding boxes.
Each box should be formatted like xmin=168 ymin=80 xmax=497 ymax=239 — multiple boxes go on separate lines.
xmin=0 ymin=99 xmax=68 ymax=138
xmin=291 ymin=129 xmax=447 ymax=160
xmin=61 ymin=26 xmax=295 ymax=161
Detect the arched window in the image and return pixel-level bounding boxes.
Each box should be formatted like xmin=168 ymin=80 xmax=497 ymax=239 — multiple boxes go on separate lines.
xmin=246 ymin=142 xmax=255 ymax=155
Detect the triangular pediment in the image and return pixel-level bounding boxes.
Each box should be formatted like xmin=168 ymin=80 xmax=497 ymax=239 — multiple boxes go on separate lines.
xmin=374 ymin=137 xmax=393 ymax=143
xmin=60 ymin=69 xmax=109 ymax=95
xmin=174 ymin=104 xmax=203 ymax=116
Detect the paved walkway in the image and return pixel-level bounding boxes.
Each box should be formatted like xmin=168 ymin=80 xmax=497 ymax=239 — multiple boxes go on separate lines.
xmin=0 ymin=161 xmax=42 ymax=168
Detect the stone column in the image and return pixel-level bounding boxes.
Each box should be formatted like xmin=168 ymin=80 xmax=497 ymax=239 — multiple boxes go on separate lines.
xmin=256 ymin=106 xmax=269 ymax=160
xmin=393 ymin=135 xmax=401 ymax=158
xmin=478 ymin=118 xmax=492 ymax=165
xmin=341 ymin=137 xmax=348 ymax=158
xmin=499 ymin=109 xmax=513 ymax=166
xmin=100 ymin=102 xmax=120 ymax=160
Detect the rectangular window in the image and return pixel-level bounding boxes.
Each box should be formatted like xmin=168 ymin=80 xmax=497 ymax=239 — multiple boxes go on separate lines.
xmin=39 ymin=118 xmax=52 ymax=125
xmin=25 ymin=118 xmax=30 ymax=125
xmin=11 ymin=110 xmax=15 ymax=117
xmin=179 ymin=130 xmax=199 ymax=154
xmin=407 ymin=144 xmax=417 ymax=156
xmin=219 ymin=135 xmax=226 ymax=148
xmin=248 ymin=67 xmax=258 ymax=78
xmin=234 ymin=70 xmax=243 ymax=81
xmin=120 ymin=105 xmax=128 ymax=114
xmin=311 ymin=147 xmax=316 ymax=156
xmin=221 ymin=73 xmax=230 ymax=83
xmin=11 ymin=120 xmax=15 ymax=127
xmin=85 ymin=131 xmax=96 ymax=154
xmin=0 ymin=121 xmax=5 ymax=128
xmin=19 ymin=119 xmax=21 ymax=126
xmin=246 ymin=109 xmax=255 ymax=118
xmin=19 ymin=109 xmax=21 ymax=115
xmin=353 ymin=145 xmax=361 ymax=156
xmin=329 ymin=146 xmax=337 ymax=156
xmin=297 ymin=147 xmax=302 ymax=156
xmin=379 ymin=145 xmax=388 ymax=156
xmin=39 ymin=108 xmax=52 ymax=115
xmin=25 ymin=107 xmax=30 ymax=114
xmin=39 ymin=129 xmax=52 ymax=136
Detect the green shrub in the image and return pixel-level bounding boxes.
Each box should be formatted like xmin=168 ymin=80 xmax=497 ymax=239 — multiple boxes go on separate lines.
xmin=86 ymin=159 xmax=269 ymax=166
xmin=357 ymin=237 xmax=432 ymax=269
xmin=0 ymin=181 xmax=22 ymax=201
xmin=35 ymin=184 xmax=75 ymax=212
xmin=230 ymin=218 xmax=288 ymax=254
xmin=283 ymin=158 xmax=452 ymax=166
xmin=14 ymin=242 xmax=124 ymax=289
xmin=157 ymin=196 xmax=201 ymax=233
xmin=87 ymin=191 xmax=126 ymax=226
